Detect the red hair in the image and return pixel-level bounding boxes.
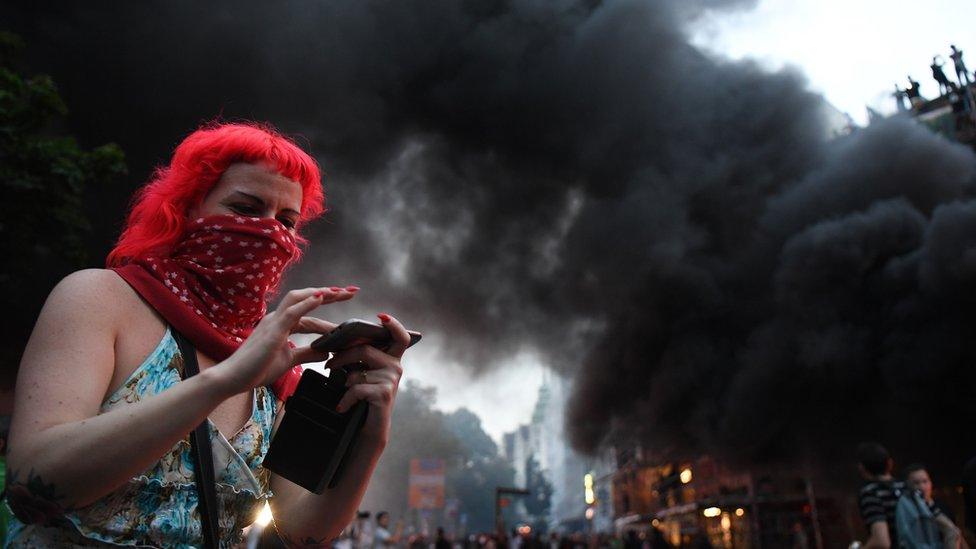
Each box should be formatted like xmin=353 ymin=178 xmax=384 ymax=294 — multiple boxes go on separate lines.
xmin=107 ymin=122 xmax=325 ymax=266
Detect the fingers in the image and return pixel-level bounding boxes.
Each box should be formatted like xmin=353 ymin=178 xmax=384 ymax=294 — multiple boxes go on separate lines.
xmin=336 ymin=382 xmax=394 ymax=413
xmin=342 ymin=367 xmax=399 ymax=388
xmin=291 ymin=316 xmax=338 ymax=335
xmin=290 ymin=345 xmax=330 ymax=364
xmin=276 ymin=286 xmax=358 ymax=311
xmin=328 ymin=345 xmax=402 ymax=376
xmin=273 ymin=286 xmax=357 ymax=330
xmin=276 ymin=287 xmax=322 ymax=310
xmin=377 ymin=313 xmax=411 ymax=358
xmin=277 ymin=293 xmax=327 ymax=328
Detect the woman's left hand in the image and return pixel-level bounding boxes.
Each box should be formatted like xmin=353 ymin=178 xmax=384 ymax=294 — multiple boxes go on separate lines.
xmin=329 ymin=313 xmax=410 ymax=446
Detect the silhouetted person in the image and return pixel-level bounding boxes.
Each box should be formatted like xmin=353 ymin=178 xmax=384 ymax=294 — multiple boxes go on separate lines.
xmin=649 ymin=527 xmax=671 ymax=549
xmin=436 ymin=528 xmax=451 ymax=549
xmin=374 ymin=512 xmax=400 ymax=549
xmin=857 ymin=442 xmax=903 ymax=548
xmin=690 ymin=531 xmax=714 ymax=549
xmin=932 ymin=56 xmax=953 ymax=95
xmin=964 ymin=457 xmax=976 ymax=539
xmin=951 ymin=45 xmax=971 ymax=86
xmin=907 ymin=76 xmax=924 ymax=108
xmin=791 ymin=521 xmax=809 ymax=549
xmin=893 ymin=83 xmax=910 ymax=112
xmin=623 ymin=531 xmax=641 ymax=549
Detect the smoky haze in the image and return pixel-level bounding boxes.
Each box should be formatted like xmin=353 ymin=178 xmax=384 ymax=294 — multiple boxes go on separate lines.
xmin=9 ymin=0 xmax=976 ymax=475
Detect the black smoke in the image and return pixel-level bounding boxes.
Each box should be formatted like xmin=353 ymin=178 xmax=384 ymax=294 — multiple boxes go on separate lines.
xmin=8 ymin=0 xmax=976 ymax=473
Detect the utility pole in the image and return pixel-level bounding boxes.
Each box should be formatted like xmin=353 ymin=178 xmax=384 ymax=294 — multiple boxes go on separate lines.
xmin=805 ymin=477 xmax=824 ymax=549
xmin=495 ymin=487 xmax=531 ymax=537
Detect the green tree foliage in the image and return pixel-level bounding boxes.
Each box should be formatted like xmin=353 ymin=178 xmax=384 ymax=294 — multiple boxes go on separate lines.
xmin=0 ymin=31 xmax=126 ymax=387
xmin=361 ymin=381 xmax=462 ymax=520
xmin=361 ymin=381 xmax=514 ymax=534
xmin=444 ymin=408 xmax=515 ymax=534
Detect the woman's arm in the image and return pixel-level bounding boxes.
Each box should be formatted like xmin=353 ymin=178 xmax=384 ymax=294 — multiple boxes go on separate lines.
xmin=269 ymin=315 xmax=411 ymax=547
xmin=268 ymin=430 xmax=387 ymax=548
xmin=6 ymin=270 xmax=345 ymax=518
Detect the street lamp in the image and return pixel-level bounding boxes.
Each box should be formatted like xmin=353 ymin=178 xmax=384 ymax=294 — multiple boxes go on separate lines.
xmin=584 ymin=473 xmax=595 ymax=505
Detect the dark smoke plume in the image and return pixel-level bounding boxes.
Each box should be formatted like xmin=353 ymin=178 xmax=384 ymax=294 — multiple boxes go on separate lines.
xmin=8 ymin=0 xmax=976 ymax=472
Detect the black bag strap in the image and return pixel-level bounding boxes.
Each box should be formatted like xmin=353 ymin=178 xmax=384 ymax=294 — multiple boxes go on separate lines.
xmin=172 ymin=330 xmax=221 ymax=549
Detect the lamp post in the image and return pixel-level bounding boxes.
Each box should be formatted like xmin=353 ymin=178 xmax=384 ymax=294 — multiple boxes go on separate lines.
xmin=495 ymin=487 xmax=531 ymax=537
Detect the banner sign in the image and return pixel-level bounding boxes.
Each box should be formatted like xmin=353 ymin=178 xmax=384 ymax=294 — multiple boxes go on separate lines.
xmin=409 ymin=458 xmax=445 ymax=509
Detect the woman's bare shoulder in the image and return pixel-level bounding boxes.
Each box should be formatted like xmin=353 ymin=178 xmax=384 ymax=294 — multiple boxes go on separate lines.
xmin=56 ymin=268 xmax=129 ymax=291
xmin=43 ymin=268 xmax=139 ymax=324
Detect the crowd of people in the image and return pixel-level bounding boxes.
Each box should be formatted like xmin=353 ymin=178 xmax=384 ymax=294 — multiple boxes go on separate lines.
xmin=285 ymin=516 xmax=672 ymax=549
xmin=286 ymin=443 xmax=976 ymax=549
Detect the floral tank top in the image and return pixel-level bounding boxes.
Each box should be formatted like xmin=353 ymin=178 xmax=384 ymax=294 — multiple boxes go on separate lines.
xmin=4 ymin=327 xmax=280 ymax=548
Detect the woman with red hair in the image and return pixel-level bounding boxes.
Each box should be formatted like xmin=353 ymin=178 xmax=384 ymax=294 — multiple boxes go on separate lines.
xmin=4 ymin=122 xmax=410 ymax=547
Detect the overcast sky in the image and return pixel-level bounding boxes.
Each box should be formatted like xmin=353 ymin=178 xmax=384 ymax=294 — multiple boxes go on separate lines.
xmin=692 ymin=0 xmax=975 ymax=125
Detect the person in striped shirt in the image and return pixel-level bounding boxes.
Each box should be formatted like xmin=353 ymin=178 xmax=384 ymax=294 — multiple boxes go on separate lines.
xmin=857 ymin=442 xmax=907 ymax=548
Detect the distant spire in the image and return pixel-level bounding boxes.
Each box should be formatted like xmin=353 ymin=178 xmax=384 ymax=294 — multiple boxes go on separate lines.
xmin=532 ymin=382 xmax=551 ymax=424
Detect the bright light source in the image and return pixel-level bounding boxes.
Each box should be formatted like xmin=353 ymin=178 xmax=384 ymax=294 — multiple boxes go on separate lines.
xmin=585 ymin=507 xmax=595 ymax=520
xmin=518 ymin=525 xmax=532 ymax=535
xmin=703 ymin=507 xmax=721 ymax=518
xmin=651 ymin=519 xmax=661 ymax=527
xmin=735 ymin=508 xmax=745 ymax=517
xmin=680 ymin=468 xmax=693 ymax=484
xmin=584 ymin=473 xmax=595 ymax=504
xmin=256 ymin=502 xmax=273 ymax=527
xmin=720 ymin=514 xmax=731 ymax=531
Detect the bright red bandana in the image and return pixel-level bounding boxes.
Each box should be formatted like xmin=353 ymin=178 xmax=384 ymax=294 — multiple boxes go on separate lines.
xmin=114 ymin=214 xmax=304 ymax=397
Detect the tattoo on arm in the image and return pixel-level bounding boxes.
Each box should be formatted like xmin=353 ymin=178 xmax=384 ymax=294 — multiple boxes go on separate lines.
xmin=278 ymin=528 xmax=333 ymax=548
xmin=5 ymin=468 xmax=72 ymax=525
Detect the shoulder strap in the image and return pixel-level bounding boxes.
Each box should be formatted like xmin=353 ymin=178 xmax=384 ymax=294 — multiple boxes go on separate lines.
xmin=172 ymin=330 xmax=221 ymax=549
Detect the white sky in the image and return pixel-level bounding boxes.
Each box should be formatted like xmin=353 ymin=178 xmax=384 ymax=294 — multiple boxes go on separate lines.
xmin=691 ymin=0 xmax=976 ymax=125
xmin=400 ymin=342 xmax=548 ymax=442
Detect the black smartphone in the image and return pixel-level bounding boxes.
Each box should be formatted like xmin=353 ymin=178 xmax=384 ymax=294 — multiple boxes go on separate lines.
xmin=263 ymin=319 xmax=421 ymax=493
xmin=311 ymin=318 xmax=422 ymax=353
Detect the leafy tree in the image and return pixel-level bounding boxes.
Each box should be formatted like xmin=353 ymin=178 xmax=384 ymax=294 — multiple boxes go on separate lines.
xmin=445 ymin=408 xmax=515 ymax=533
xmin=361 ymin=381 xmax=461 ymax=518
xmin=0 ymin=31 xmax=126 ymax=387
xmin=444 ymin=408 xmax=499 ymax=460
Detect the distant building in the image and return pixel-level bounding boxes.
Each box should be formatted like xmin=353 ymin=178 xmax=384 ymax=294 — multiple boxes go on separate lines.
xmin=503 ymin=373 xmax=591 ymax=533
xmin=604 ymin=447 xmax=855 ymax=548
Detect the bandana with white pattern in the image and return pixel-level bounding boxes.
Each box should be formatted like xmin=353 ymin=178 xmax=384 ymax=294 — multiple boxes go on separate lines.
xmin=133 ymin=214 xmax=298 ymax=344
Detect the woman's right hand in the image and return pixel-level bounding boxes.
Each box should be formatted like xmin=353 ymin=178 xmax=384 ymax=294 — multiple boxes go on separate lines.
xmin=211 ymin=286 xmax=356 ymax=393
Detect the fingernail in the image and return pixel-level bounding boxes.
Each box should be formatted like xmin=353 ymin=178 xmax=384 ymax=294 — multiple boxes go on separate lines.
xmin=335 ymin=404 xmax=343 ymax=412
xmin=346 ymin=285 xmax=360 ymax=292
xmin=314 ymin=291 xmax=324 ymax=298
xmin=330 ymin=286 xmax=341 ymax=292
xmin=377 ymin=313 xmax=391 ymax=323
